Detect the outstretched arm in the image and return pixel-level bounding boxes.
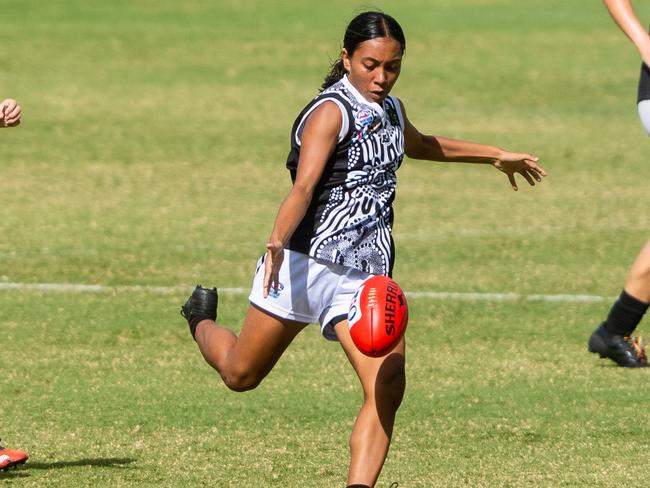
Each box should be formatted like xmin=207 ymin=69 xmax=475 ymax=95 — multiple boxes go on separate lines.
xmin=604 ymin=0 xmax=650 ymax=66
xmin=0 ymin=99 xmax=21 ymax=127
xmin=400 ymin=100 xmax=547 ymax=191
xmin=263 ymin=101 xmax=341 ymax=296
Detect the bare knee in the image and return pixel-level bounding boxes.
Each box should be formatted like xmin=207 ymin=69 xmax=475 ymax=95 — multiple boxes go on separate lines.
xmin=222 ymin=367 xmax=264 ymax=392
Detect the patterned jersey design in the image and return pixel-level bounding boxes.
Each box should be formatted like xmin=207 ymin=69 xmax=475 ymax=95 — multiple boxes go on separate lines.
xmin=286 ymin=76 xmax=405 ymax=275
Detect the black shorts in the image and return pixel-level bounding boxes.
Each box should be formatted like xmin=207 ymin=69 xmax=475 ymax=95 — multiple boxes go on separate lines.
xmin=638 ymin=63 xmax=650 ymax=103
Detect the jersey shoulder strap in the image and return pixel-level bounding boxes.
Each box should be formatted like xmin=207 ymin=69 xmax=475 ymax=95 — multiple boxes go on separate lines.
xmin=292 ymin=91 xmax=354 ymax=147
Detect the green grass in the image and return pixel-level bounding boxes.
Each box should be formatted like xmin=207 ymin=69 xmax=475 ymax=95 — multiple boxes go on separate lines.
xmin=2 ymin=0 xmax=650 ymax=486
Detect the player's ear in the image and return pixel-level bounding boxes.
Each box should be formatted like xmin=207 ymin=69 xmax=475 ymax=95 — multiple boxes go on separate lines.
xmin=341 ymin=48 xmax=351 ymax=73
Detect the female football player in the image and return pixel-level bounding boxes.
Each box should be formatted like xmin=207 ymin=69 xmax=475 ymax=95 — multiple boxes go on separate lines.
xmin=588 ymin=0 xmax=650 ymax=368
xmin=0 ymin=97 xmax=28 ymax=471
xmin=182 ymin=12 xmax=546 ymax=487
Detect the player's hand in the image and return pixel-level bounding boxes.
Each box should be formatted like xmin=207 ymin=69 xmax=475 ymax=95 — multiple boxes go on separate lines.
xmin=0 ymin=99 xmax=21 ymax=127
xmin=492 ymin=151 xmax=547 ymax=191
xmin=263 ymin=240 xmax=284 ymax=298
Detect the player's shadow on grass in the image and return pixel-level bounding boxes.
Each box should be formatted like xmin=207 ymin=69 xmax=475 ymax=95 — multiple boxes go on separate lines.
xmin=29 ymin=457 xmax=136 ymax=469
xmin=0 ymin=457 xmax=136 ymax=478
xmin=0 ymin=470 xmax=29 ymax=479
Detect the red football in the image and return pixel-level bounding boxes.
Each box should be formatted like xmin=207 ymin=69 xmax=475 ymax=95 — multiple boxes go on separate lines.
xmin=347 ymin=275 xmax=409 ymax=357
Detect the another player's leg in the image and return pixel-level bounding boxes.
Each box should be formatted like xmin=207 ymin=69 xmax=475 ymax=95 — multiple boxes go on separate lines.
xmin=181 ymin=286 xmax=307 ymax=391
xmin=638 ymin=99 xmax=650 ymax=136
xmin=637 ymin=57 xmax=650 ymax=137
xmin=0 ymin=441 xmax=28 ymax=471
xmin=334 ymin=320 xmax=406 ymax=488
xmin=623 ymin=239 xmax=650 ymax=303
xmin=588 ymin=240 xmax=650 ymax=367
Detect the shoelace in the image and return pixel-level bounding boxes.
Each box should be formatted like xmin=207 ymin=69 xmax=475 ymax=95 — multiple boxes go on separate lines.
xmin=626 ymin=335 xmax=648 ymax=364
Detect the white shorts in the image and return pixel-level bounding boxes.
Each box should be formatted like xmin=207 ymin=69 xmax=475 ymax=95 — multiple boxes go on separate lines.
xmin=248 ymin=249 xmax=373 ymax=341
xmin=638 ymin=99 xmax=650 ymax=137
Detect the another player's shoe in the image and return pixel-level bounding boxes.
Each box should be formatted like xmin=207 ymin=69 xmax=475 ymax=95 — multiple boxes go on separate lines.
xmin=181 ymin=285 xmax=218 ymax=340
xmin=0 ymin=442 xmax=28 ymax=471
xmin=588 ymin=323 xmax=648 ymax=368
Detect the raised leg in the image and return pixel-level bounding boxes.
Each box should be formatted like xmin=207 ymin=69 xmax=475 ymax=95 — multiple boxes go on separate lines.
xmin=588 ymin=240 xmax=650 ymax=367
xmin=195 ymin=304 xmax=308 ymax=391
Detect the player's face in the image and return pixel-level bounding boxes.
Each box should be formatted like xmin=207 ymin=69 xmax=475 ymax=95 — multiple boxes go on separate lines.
xmin=342 ymin=37 xmax=403 ymax=104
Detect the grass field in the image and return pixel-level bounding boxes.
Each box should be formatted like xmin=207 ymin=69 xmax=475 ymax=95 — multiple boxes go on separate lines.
xmin=2 ymin=1 xmax=650 ymax=486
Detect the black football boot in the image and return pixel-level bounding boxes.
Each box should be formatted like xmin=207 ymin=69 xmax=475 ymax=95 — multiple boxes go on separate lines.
xmin=588 ymin=323 xmax=648 ymax=368
xmin=181 ymin=285 xmax=218 ymax=340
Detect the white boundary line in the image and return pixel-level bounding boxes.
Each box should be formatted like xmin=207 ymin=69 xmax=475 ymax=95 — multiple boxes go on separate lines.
xmin=0 ymin=282 xmax=246 ymax=295
xmin=0 ymin=281 xmax=613 ymax=303
xmin=406 ymin=291 xmax=611 ymax=302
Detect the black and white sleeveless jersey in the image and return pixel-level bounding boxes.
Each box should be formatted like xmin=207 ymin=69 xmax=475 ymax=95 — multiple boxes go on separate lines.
xmin=286 ymin=75 xmax=405 ymax=276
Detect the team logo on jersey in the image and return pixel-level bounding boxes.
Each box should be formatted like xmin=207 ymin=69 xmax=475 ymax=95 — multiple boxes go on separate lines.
xmin=268 ymin=282 xmax=285 ymax=299
xmin=355 ymin=109 xmax=383 ymax=140
xmin=356 ymin=109 xmax=374 ymax=128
